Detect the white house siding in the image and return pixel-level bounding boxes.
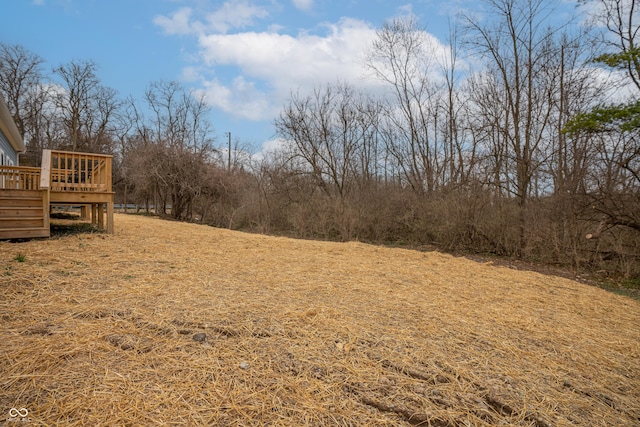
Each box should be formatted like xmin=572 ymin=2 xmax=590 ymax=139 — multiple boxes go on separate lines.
xmin=0 ymin=128 xmax=17 ymax=166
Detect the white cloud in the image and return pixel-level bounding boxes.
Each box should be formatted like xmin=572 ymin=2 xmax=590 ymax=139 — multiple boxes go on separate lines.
xmin=252 ymin=137 xmax=289 ymax=163
xmin=292 ymin=0 xmax=314 ymax=12
xmin=205 ymin=1 xmax=269 ymax=34
xmin=398 ymin=3 xmax=413 ymax=15
xmin=198 ymin=76 xmax=272 ymax=121
xmin=261 ymin=137 xmax=287 ymax=155
xmin=156 ymin=4 xmax=451 ymax=134
xmin=32 ymin=0 xmax=45 ymax=5
xmin=180 ymin=66 xmax=201 ymax=82
xmin=193 ymin=18 xmax=380 ymax=120
xmin=153 ymin=7 xmax=195 ymax=35
xmin=154 ymin=1 xmax=269 ymax=36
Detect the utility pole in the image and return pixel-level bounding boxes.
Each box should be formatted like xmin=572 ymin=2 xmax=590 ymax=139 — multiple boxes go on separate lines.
xmin=228 ymin=131 xmax=231 ymax=171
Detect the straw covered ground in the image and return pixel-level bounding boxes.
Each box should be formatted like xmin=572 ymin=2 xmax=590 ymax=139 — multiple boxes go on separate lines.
xmin=1 ymin=214 xmax=639 ymax=426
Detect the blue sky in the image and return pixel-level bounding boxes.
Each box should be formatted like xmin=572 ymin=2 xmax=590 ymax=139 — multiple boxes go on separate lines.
xmin=1 ymin=0 xmax=570 ymax=152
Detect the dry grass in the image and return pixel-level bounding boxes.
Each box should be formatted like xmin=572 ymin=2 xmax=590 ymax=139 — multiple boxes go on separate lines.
xmin=1 ymin=213 xmax=639 ymax=426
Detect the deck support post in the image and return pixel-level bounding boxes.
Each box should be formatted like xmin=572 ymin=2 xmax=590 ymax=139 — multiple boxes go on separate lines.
xmin=106 ymin=201 xmax=114 ymax=234
xmin=97 ymin=204 xmax=104 ymax=229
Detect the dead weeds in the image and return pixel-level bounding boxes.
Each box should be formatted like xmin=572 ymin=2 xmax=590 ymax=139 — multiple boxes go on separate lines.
xmin=1 ymin=213 xmax=639 ymax=426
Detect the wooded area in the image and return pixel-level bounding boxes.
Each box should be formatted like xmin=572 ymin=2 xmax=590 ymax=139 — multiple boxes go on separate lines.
xmin=1 ymin=0 xmax=638 ymax=277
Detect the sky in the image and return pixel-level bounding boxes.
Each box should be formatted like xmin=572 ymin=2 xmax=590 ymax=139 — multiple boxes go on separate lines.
xmin=2 ymin=0 xmax=580 ymax=154
xmin=1 ymin=0 xmax=467 ymax=152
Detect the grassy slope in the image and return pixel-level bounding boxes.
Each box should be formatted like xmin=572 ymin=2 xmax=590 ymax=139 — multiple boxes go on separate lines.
xmin=1 ymin=214 xmax=639 ymax=426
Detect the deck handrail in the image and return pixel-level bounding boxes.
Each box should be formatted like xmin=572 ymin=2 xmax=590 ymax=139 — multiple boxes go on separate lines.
xmin=0 ymin=165 xmax=42 ymax=190
xmin=44 ymin=149 xmax=113 ymax=193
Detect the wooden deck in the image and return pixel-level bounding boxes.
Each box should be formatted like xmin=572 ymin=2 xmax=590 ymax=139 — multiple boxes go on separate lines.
xmin=0 ymin=149 xmax=114 ymax=239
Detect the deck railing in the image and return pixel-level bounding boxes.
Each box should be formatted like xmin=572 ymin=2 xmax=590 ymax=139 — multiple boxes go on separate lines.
xmin=40 ymin=149 xmax=112 ymax=193
xmin=0 ymin=166 xmax=42 ymax=190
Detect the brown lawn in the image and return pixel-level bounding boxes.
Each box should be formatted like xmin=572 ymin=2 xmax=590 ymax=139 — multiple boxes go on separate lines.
xmin=1 ymin=213 xmax=639 ymax=426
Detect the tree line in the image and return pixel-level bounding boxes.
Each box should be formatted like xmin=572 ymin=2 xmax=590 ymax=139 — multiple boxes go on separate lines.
xmin=1 ymin=0 xmax=638 ymax=277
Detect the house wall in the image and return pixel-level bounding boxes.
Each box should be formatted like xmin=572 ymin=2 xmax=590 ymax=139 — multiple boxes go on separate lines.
xmin=0 ymin=128 xmax=17 ymax=166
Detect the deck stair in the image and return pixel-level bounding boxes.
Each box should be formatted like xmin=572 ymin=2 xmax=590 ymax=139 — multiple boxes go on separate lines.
xmin=0 ymin=188 xmax=49 ymax=239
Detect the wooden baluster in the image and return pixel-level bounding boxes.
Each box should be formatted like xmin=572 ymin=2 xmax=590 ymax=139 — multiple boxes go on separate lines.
xmin=83 ymin=155 xmax=88 ymax=191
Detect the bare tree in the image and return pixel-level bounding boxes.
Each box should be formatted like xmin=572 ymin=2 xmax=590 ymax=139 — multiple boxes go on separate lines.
xmin=464 ymin=0 xmax=569 ymax=254
xmin=53 ymin=60 xmax=100 ymax=151
xmin=84 ymin=85 xmax=121 ymax=153
xmin=0 ymin=43 xmax=44 ymax=137
xmin=275 ymin=82 xmax=379 ymax=201
xmin=559 ymin=0 xmax=640 ymax=273
xmin=438 ymin=22 xmax=476 ymax=187
xmin=581 ymin=0 xmax=640 ymax=90
xmin=52 ymin=59 xmax=122 ymax=153
xmin=0 ymin=43 xmax=49 ymax=164
xmin=364 ymin=16 xmax=444 ymax=193
xmin=125 ymin=80 xmax=216 ymax=220
xmin=26 ymin=84 xmax=64 ymax=164
xmin=274 ymin=82 xmax=387 ymax=239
